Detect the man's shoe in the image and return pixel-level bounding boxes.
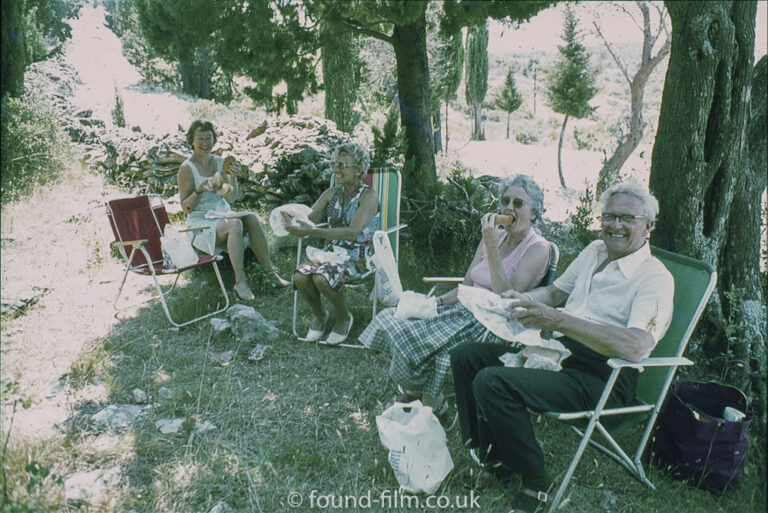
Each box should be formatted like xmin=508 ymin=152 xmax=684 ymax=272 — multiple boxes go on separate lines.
xmin=434 ymin=400 xmax=457 ymax=431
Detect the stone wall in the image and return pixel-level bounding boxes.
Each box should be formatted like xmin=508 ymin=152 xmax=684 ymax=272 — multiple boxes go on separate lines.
xmin=24 ymin=57 xmax=351 ymax=210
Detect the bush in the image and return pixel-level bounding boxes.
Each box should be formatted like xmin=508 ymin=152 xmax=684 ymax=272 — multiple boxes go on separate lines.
xmin=403 ymin=164 xmax=497 ymax=274
xmin=1 ymin=91 xmax=73 ymax=205
xmin=111 ymin=87 xmax=126 ymax=127
xmin=515 ymin=130 xmax=539 ymax=145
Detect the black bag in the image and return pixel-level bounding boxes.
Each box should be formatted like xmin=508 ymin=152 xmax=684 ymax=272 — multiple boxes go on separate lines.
xmin=650 ymin=377 xmax=752 ymax=495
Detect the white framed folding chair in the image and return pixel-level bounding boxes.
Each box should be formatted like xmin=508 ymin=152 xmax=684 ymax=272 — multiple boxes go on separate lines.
xmin=291 ymin=167 xmax=406 ymax=347
xmin=543 ymin=247 xmax=716 ymax=511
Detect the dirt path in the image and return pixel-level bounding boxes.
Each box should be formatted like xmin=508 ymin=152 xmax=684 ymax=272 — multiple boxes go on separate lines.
xmin=0 ymin=4 xmax=192 ymax=441
xmin=1 ymin=166 xmax=133 ymax=439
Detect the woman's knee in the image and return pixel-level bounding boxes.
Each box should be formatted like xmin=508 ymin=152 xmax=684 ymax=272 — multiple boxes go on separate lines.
xmin=311 ymin=273 xmax=333 ymax=293
xmin=293 ymin=271 xmax=310 ymax=288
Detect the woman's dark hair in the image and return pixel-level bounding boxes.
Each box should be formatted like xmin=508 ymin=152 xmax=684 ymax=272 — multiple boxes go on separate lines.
xmin=186 ymin=120 xmax=217 ymax=146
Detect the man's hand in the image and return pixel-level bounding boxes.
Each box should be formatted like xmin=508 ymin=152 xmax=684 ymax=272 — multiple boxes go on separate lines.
xmin=505 ymin=291 xmax=563 ymax=331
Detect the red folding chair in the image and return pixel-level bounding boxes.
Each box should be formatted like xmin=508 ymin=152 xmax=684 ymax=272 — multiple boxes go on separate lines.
xmin=106 ymin=195 xmax=229 ymax=327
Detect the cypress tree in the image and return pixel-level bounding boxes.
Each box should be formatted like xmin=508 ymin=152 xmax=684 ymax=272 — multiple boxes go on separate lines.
xmin=1 ymin=0 xmax=28 ymax=98
xmin=465 ymin=20 xmax=489 ymax=141
xmin=321 ymin=20 xmax=362 ymax=134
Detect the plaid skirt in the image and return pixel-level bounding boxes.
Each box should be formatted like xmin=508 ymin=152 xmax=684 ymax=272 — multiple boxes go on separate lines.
xmin=359 ymin=303 xmax=512 ymax=397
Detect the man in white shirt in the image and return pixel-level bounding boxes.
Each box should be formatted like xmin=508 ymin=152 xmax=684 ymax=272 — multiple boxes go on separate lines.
xmin=450 ymin=181 xmax=674 ymax=513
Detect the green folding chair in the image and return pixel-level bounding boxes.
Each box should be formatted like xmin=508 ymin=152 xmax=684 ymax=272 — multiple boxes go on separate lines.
xmin=543 ymin=246 xmax=717 ymax=511
xmin=291 ymin=167 xmax=406 ymax=346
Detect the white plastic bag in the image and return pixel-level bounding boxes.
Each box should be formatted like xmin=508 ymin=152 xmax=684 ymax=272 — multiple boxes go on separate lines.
xmin=371 ymin=231 xmax=403 ymax=307
xmin=375 ymin=400 xmax=454 ymax=494
xmin=394 ymin=291 xmax=438 ymax=320
xmin=161 ymin=224 xmax=198 ymax=269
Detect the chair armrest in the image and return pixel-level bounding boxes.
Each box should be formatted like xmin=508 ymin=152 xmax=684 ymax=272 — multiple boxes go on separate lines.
xmin=112 ymin=239 xmax=148 ymax=248
xmin=607 ymin=356 xmax=693 ymax=370
xmin=423 ymin=277 xmax=464 ymax=285
xmin=383 ymin=223 xmax=408 ymax=234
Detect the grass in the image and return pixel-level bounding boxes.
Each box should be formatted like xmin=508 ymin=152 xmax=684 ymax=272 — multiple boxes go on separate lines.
xmin=3 ymin=234 xmax=766 ymax=512
xmin=1 ymin=164 xmax=765 ymax=513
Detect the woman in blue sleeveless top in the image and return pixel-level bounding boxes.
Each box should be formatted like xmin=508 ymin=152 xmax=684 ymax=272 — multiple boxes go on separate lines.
xmin=178 ymin=120 xmax=289 ymax=301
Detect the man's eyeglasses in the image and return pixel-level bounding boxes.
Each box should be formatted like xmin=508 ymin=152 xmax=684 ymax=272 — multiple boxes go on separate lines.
xmin=600 ymin=213 xmax=645 ymax=224
xmin=332 ymin=161 xmax=357 ymax=171
xmin=500 ymin=197 xmax=526 ymax=209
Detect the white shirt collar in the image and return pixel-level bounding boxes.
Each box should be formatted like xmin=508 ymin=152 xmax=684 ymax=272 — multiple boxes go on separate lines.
xmin=598 ymin=241 xmax=652 ymax=279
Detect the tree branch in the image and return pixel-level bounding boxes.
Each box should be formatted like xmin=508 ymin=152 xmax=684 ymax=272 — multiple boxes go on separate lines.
xmin=593 ymin=21 xmax=631 ymax=83
xmin=337 ymin=15 xmax=393 ymax=44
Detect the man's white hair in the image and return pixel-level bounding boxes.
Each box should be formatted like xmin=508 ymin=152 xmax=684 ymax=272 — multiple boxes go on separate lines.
xmin=598 ymin=180 xmax=659 ymax=220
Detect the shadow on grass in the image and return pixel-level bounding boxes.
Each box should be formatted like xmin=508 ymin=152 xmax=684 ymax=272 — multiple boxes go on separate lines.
xmin=59 ymin=240 xmax=764 ymax=513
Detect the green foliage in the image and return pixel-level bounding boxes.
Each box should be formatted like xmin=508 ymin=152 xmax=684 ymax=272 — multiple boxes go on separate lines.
xmin=515 ymin=130 xmax=540 ymax=144
xmin=1 ymin=0 xmax=29 ymax=98
xmin=568 ymin=183 xmax=600 ymax=248
xmin=465 ymin=20 xmax=489 ymax=108
xmin=545 ymin=5 xmax=598 ymax=119
xmin=1 ymin=378 xmax=35 ymax=410
xmin=429 ymin=22 xmax=464 ymax=110
xmin=104 ymin=0 xmax=180 ymax=91
xmin=111 ymin=87 xmax=126 ymax=128
xmin=404 ymin=165 xmax=496 ymax=271
xmin=370 ymin=106 xmax=405 ymax=168
xmin=135 ymin=0 xmax=218 ymax=99
xmin=0 ymin=91 xmax=72 ymax=205
xmin=494 ymin=69 xmax=523 ymax=114
xmin=321 ymin=22 xmax=363 ymax=134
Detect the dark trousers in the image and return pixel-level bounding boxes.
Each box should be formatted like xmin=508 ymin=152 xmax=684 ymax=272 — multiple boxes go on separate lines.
xmin=450 ymin=338 xmax=636 ymax=476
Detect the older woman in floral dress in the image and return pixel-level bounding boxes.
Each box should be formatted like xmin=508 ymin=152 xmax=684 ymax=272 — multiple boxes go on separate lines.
xmin=285 ymin=142 xmax=380 ymax=345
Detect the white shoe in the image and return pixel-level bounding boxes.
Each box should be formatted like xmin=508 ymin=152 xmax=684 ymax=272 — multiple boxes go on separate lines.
xmin=322 ymin=314 xmax=354 ymax=346
xmin=303 ymin=310 xmax=329 ymax=342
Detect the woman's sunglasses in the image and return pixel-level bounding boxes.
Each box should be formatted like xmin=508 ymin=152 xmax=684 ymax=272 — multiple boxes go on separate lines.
xmin=500 ymin=197 xmax=526 ymax=209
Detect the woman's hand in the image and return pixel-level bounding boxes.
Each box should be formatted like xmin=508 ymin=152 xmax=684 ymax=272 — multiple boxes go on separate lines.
xmin=223 ymin=155 xmax=240 ymax=179
xmin=480 ymin=213 xmax=500 ymax=236
xmin=284 ymin=218 xmax=315 ymax=237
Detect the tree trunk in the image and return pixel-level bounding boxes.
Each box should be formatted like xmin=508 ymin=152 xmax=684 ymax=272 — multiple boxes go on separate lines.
xmin=392 ymin=16 xmax=437 ymax=199
xmin=721 ymin=54 xmax=766 ymax=430
xmin=596 ymin=2 xmax=671 ymax=197
xmin=506 ymin=112 xmax=510 ymax=139
xmin=444 ymin=102 xmax=450 ymax=153
xmin=433 ymin=106 xmax=443 ymax=153
xmin=650 ymin=1 xmax=757 ymax=357
xmin=557 ymin=114 xmax=569 ymax=188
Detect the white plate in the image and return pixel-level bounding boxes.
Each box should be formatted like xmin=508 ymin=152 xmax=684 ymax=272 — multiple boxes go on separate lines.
xmin=269 ymin=204 xmax=313 ymax=236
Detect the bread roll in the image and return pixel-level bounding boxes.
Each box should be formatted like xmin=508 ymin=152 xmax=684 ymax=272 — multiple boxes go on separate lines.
xmin=523 ymin=346 xmax=562 ymax=363
xmin=206 ymin=173 xmax=223 ymax=190
xmin=216 ymin=183 xmax=233 ymax=197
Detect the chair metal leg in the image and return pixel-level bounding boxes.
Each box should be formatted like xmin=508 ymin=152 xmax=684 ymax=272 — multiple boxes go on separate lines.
xmin=548 ymin=370 xmax=622 ymax=512
xmin=115 ymin=246 xmax=229 ymax=327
